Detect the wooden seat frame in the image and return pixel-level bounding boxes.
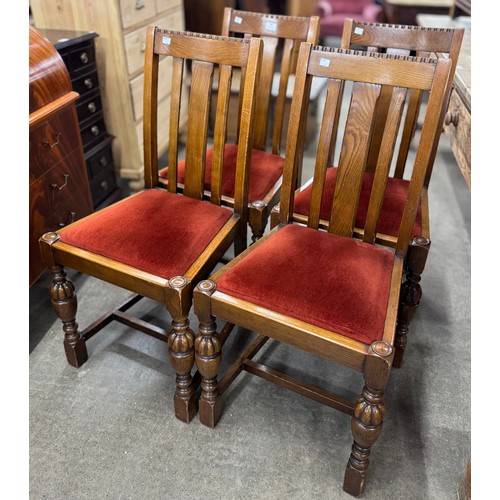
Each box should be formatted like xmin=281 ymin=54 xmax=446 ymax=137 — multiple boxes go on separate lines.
xmin=193 ymin=44 xmax=452 ymax=496
xmin=39 ymin=29 xmax=263 ymax=423
xmin=159 ymin=8 xmax=319 ymax=243
xmin=270 ymin=19 xmax=464 ymax=367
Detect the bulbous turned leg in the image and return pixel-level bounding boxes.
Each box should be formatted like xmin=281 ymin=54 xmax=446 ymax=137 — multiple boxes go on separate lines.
xmin=49 ymin=264 xmax=88 ymax=367
xmin=344 ymin=341 xmax=393 ymax=497
xmin=167 ymin=277 xmax=196 ymax=423
xmin=249 ymin=200 xmax=268 ymax=243
xmin=194 ymin=280 xmax=222 ymax=428
xmin=394 ymin=236 xmax=430 ymax=368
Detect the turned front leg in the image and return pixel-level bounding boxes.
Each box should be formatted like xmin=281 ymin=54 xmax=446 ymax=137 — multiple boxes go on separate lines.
xmin=194 ymin=280 xmax=222 ymax=428
xmin=49 ymin=264 xmax=88 ymax=367
xmin=167 ymin=276 xmax=196 ymax=423
xmin=344 ymin=341 xmax=394 ymax=497
xmin=394 ymin=236 xmax=430 ymax=368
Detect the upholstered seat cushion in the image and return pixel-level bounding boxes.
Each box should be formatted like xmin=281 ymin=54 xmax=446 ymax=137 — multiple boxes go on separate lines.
xmin=159 ymin=144 xmax=284 ymax=202
xmin=59 ymin=189 xmax=233 ymax=279
xmin=293 ymin=167 xmax=422 ymax=237
xmin=215 ymin=224 xmax=394 ymax=344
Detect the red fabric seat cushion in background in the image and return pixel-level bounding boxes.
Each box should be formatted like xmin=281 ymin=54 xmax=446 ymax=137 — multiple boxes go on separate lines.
xmin=215 ymin=224 xmax=395 ymax=345
xmin=159 ymin=144 xmax=284 ymax=202
xmin=59 ymin=189 xmax=233 ymax=279
xmin=293 ymin=167 xmax=422 ymax=238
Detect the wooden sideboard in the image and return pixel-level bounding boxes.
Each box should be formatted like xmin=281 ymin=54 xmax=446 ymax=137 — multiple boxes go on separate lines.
xmin=382 ymin=0 xmax=453 ymax=25
xmin=30 ymin=0 xmax=187 ymax=192
xmin=417 ymin=13 xmax=471 ymax=189
xmin=30 ymin=26 xmax=93 ymax=286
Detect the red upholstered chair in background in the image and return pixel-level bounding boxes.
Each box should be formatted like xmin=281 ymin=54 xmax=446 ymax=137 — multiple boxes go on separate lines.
xmin=316 ymin=0 xmax=384 ymax=38
xmin=192 ymin=43 xmax=452 ymax=496
xmin=38 ymin=29 xmax=262 ymax=423
xmin=159 ymin=8 xmax=320 ymax=243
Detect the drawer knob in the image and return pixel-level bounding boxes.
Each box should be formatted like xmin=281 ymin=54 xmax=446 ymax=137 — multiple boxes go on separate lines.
xmin=99 ymin=155 xmax=108 ymax=167
xmin=136 ymin=0 xmax=145 ymax=10
xmin=59 ymin=211 xmax=76 ymax=228
xmin=91 ymin=125 xmax=100 ymax=136
xmin=42 ymin=132 xmax=61 ymax=150
xmin=100 ymin=180 xmax=109 ymax=190
xmin=444 ymin=110 xmax=459 ymax=127
xmin=87 ymin=102 xmax=97 ymax=113
xmin=84 ymin=78 xmax=93 ymax=89
xmin=80 ymin=52 xmax=89 ymax=64
xmin=51 ymin=173 xmax=69 ymax=191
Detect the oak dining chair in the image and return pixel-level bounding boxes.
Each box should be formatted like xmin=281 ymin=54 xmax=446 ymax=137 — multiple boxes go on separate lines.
xmin=192 ymin=43 xmax=452 ymax=495
xmin=158 ymin=8 xmax=320 ymax=243
xmin=270 ymin=19 xmax=464 ymax=366
xmin=39 ymin=28 xmax=263 ymax=423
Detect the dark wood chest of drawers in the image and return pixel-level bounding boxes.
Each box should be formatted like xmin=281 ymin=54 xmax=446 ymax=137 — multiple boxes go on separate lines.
xmin=29 ymin=26 xmax=94 ymax=286
xmin=38 ymin=29 xmax=121 ymax=209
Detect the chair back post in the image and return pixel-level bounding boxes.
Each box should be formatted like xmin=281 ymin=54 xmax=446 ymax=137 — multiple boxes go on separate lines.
xmin=143 ymin=26 xmax=159 ymax=189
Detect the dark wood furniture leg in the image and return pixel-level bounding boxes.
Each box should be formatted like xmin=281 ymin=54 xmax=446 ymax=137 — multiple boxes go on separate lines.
xmin=167 ymin=276 xmax=197 ymax=423
xmin=194 ymin=280 xmax=223 ymax=428
xmin=344 ymin=341 xmax=393 ymax=496
xmin=394 ymin=236 xmax=430 ymax=368
xmin=49 ymin=264 xmax=88 ymax=367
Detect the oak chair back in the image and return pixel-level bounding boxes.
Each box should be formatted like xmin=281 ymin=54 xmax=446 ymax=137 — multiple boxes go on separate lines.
xmin=144 ymin=28 xmax=262 ymax=216
xmin=279 ymin=43 xmax=452 ymax=254
xmin=339 ymin=19 xmax=464 ymax=183
xmin=221 ymin=8 xmax=320 ymax=155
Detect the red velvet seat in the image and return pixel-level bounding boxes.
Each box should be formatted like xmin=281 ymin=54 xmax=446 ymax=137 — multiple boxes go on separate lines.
xmin=216 ymin=224 xmax=394 ymax=345
xmin=60 ymin=189 xmax=233 ymax=279
xmin=159 ymin=144 xmax=284 ymax=203
xmin=293 ymin=167 xmax=422 ymax=238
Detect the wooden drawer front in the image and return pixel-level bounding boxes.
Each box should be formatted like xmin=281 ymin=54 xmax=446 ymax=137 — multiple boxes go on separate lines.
xmin=119 ymin=0 xmax=156 ymax=29
xmin=123 ymin=24 xmax=148 ymax=76
xmin=86 ymin=137 xmax=115 ymax=179
xmin=91 ymin=169 xmax=118 ymax=207
xmin=32 ymin=150 xmax=92 ymax=216
xmin=156 ymin=0 xmax=183 ymax=13
xmin=80 ymin=115 xmax=107 ymax=153
xmin=65 ymin=42 xmax=96 ymax=75
xmin=130 ymin=57 xmax=173 ymax=121
xmin=30 ymin=106 xmax=81 ymax=183
xmin=77 ymin=90 xmax=103 ymax=124
xmin=72 ymin=70 xmax=99 ymax=97
xmin=444 ymin=88 xmax=471 ymax=188
xmin=124 ymin=9 xmax=183 ymax=76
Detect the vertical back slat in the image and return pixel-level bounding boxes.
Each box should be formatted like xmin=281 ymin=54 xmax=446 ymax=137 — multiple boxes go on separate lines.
xmin=328 ymin=82 xmax=381 ymax=237
xmin=183 ymin=59 xmax=214 ymax=200
xmin=143 ymin=26 xmax=159 ymax=189
xmin=167 ymin=56 xmax=184 ymax=193
xmin=252 ymin=35 xmax=279 ymax=150
xmin=271 ymin=38 xmax=294 ymax=155
xmin=211 ymin=64 xmax=233 ymax=205
xmin=394 ymin=87 xmax=422 ymax=178
xmin=363 ymin=86 xmax=407 ymax=243
xmin=308 ymin=78 xmax=342 ymax=229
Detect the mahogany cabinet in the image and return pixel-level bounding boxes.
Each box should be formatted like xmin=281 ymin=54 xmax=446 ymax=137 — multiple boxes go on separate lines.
xmin=29 ymin=26 xmax=93 ymax=286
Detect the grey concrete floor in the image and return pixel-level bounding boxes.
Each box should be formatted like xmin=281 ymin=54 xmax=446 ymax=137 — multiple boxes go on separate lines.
xmin=29 ymin=96 xmax=471 ymax=498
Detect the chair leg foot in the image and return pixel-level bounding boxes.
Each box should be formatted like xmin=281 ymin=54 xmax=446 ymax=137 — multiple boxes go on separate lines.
xmin=343 ymin=445 xmax=369 ymax=496
xmin=199 ymin=396 xmax=222 ymax=428
xmin=174 ymin=391 xmax=197 ymax=423
xmin=49 ymin=265 xmax=88 ymax=368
